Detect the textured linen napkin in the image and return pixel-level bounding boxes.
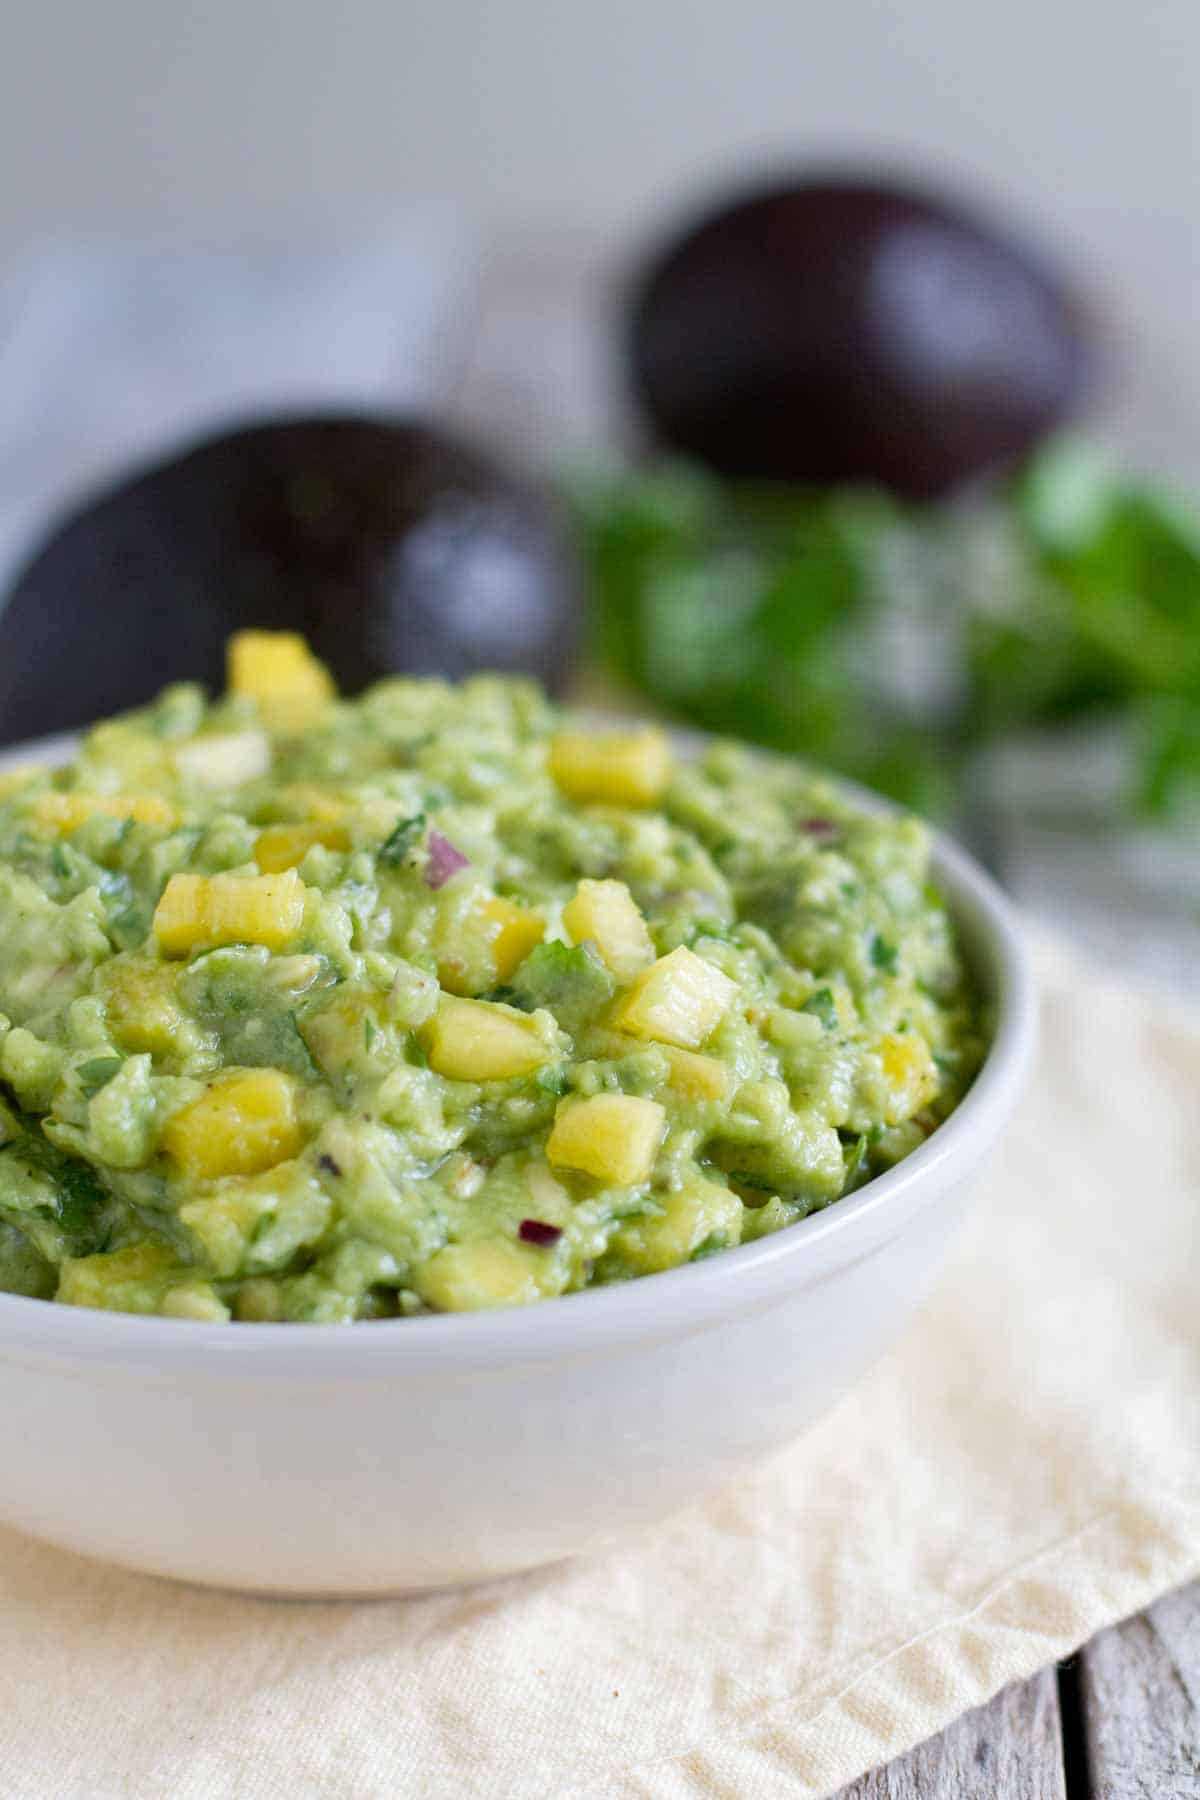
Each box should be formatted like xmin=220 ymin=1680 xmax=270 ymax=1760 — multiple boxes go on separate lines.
xmin=0 ymin=927 xmax=1197 ymax=1800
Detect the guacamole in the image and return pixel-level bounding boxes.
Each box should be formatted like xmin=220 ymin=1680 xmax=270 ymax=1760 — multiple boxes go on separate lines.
xmin=0 ymin=632 xmax=986 ymax=1322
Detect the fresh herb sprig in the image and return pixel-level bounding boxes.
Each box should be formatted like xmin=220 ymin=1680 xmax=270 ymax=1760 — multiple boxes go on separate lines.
xmin=570 ymin=439 xmax=1200 ymax=823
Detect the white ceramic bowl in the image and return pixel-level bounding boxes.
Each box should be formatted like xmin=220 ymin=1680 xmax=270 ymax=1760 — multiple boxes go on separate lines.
xmin=0 ymin=736 xmax=1035 ymax=1594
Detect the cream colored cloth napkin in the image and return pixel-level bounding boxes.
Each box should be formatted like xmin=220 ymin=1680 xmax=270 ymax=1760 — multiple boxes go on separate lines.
xmin=1 ymin=930 xmax=1197 ymax=1800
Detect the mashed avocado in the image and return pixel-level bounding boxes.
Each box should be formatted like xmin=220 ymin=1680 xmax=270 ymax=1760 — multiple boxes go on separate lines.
xmin=0 ymin=632 xmax=986 ymax=1321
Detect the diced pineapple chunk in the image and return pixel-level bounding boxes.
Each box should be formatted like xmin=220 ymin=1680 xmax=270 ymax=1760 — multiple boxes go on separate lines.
xmin=82 ymin=719 xmax=174 ymax=788
xmin=254 ymin=821 xmax=351 ymax=872
xmin=234 ymin=1278 xmax=282 ymax=1321
xmin=415 ymin=1239 xmax=546 ymax=1312
xmin=548 ymin=726 xmax=672 ymax=807
xmin=613 ymin=1177 xmax=743 ymax=1274
xmin=162 ymin=1068 xmax=305 ymax=1179
xmin=479 ymin=896 xmax=544 ymax=980
xmin=98 ymin=959 xmax=196 ymax=1059
xmin=179 ymin=1159 xmax=330 ymax=1277
xmin=270 ymin=783 xmax=351 ymax=825
xmin=435 ymin=896 xmax=542 ymax=997
xmin=57 ymin=1242 xmax=180 ymax=1313
xmin=227 ymin=630 xmax=336 ymax=729
xmin=299 ymin=992 xmax=394 ymax=1092
xmin=174 ymin=729 xmax=272 ymax=788
xmin=587 ymin=1028 xmax=733 ymax=1102
xmin=35 ymin=791 xmax=177 ymax=832
xmin=878 ymin=1031 xmax=939 ymax=1125
xmin=562 ymin=878 xmax=654 ymax=982
xmin=159 ymin=1282 xmax=231 ymax=1322
xmin=424 ymin=995 xmax=553 ymax=1082
xmin=546 ymin=1093 xmax=666 ymax=1185
xmin=153 ymin=869 xmax=306 ymax=956
xmin=614 ymin=946 xmax=739 ymax=1049
xmin=658 ymin=1044 xmax=733 ymax=1101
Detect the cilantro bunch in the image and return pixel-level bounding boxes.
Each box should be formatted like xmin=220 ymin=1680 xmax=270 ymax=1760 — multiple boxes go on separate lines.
xmin=570 ymin=440 xmax=1200 ymax=824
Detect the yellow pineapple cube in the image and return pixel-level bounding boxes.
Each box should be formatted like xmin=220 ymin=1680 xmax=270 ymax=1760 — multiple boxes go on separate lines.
xmin=272 ymin=783 xmax=351 ymax=825
xmin=479 ymin=895 xmax=544 ymax=980
xmin=234 ymin=1278 xmax=282 ymax=1321
xmin=546 ymin=1093 xmax=665 ymax=1185
xmin=179 ymin=1159 xmax=330 ymax=1277
xmin=35 ymin=791 xmax=177 ymax=832
xmin=227 ymin=630 xmax=336 ymax=730
xmin=562 ymin=878 xmax=654 ymax=982
xmin=659 ymin=1044 xmax=733 ymax=1101
xmin=614 ymin=1177 xmax=743 ymax=1273
xmin=153 ymin=869 xmax=306 ymax=956
xmin=879 ymin=1031 xmax=939 ymax=1125
xmin=159 ymin=1282 xmax=231 ymax=1322
xmin=614 ymin=946 xmax=739 ymax=1049
xmin=415 ymin=1239 xmax=546 ymax=1311
xmin=56 ymin=1242 xmax=181 ymax=1312
xmin=299 ymin=991 xmax=391 ymax=1084
xmin=162 ymin=1068 xmax=305 ymax=1179
xmin=434 ymin=897 xmax=542 ymax=997
xmin=173 ymin=729 xmax=271 ymax=788
xmin=584 ymin=1028 xmax=732 ymax=1102
xmin=548 ymin=726 xmax=672 ymax=807
xmin=255 ymin=821 xmax=351 ymax=872
xmin=98 ymin=959 xmax=196 ymax=1059
xmin=424 ymin=995 xmax=553 ymax=1081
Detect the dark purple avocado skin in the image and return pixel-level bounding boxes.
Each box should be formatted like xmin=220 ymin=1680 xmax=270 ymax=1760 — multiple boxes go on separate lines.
xmin=628 ymin=176 xmax=1091 ymax=498
xmin=0 ymin=415 xmax=581 ymax=745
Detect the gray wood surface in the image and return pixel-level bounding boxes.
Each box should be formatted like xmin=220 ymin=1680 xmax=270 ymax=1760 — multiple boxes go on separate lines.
xmin=839 ymin=1667 xmax=1067 ymax=1798
xmin=1080 ymin=1582 xmax=1200 ymax=1799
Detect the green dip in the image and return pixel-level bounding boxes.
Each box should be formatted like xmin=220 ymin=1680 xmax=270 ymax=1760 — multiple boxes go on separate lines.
xmin=0 ymin=633 xmax=986 ymax=1321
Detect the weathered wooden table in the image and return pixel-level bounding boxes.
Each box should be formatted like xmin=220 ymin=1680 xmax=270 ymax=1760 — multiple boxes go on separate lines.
xmin=831 ymin=1581 xmax=1200 ymax=1797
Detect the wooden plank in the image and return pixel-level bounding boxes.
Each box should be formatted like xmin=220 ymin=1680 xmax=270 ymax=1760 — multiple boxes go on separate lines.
xmin=837 ymin=1666 xmax=1067 ymax=1798
xmin=1080 ymin=1580 xmax=1200 ymax=1799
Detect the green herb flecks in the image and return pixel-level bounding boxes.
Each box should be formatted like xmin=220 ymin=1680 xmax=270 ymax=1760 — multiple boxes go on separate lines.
xmin=76 ymin=1056 xmax=124 ymax=1098
xmin=378 ymin=814 xmax=426 ymax=868
xmin=800 ymin=988 xmax=838 ymax=1030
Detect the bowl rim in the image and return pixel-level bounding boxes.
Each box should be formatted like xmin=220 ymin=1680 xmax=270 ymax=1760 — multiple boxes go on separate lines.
xmin=0 ymin=730 xmax=1036 ymax=1373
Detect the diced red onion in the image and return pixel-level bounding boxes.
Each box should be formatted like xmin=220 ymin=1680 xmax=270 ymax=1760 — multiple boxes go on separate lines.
xmin=424 ymin=831 xmax=470 ymax=889
xmin=519 ymin=1219 xmax=563 ymax=1246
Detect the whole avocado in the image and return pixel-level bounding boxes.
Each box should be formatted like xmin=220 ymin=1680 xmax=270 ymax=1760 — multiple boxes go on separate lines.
xmin=628 ymin=174 xmax=1091 ymax=498
xmin=0 ymin=415 xmax=581 ymax=744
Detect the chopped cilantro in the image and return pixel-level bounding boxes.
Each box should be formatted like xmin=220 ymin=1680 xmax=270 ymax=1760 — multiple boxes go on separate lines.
xmin=800 ymin=987 xmax=838 ymax=1031
xmin=840 ymin=1133 xmax=872 ymax=1193
xmin=871 ymin=934 xmax=899 ymax=974
xmin=76 ymin=1056 xmax=124 ymax=1098
xmin=378 ymin=813 xmax=426 ymax=868
xmin=725 ymin=1169 xmax=777 ymax=1193
xmin=2 ymin=1125 xmax=114 ymax=1252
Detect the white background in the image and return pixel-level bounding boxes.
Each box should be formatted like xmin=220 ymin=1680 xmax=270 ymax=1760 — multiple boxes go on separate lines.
xmin=0 ymin=0 xmax=1193 ymax=250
